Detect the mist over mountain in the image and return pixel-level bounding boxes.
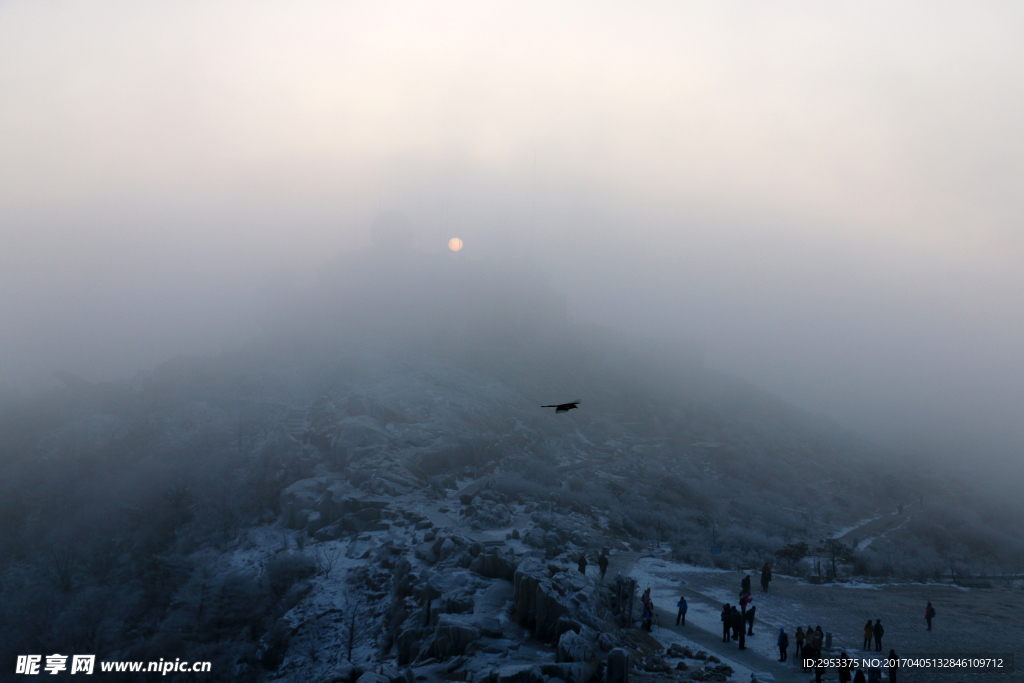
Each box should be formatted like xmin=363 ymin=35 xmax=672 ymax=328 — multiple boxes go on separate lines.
xmin=3 ymin=4 xmax=1024 ymax=678
xmin=2 ymin=242 xmax=1022 ymax=680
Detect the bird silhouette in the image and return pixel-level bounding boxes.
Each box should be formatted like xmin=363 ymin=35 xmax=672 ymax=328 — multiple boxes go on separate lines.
xmin=541 ymin=400 xmax=580 ymax=413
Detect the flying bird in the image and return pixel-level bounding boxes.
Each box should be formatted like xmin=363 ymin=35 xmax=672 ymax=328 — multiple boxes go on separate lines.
xmin=541 ymin=400 xmax=580 ymax=413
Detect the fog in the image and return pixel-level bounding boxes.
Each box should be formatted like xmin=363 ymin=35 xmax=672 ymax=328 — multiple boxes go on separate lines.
xmin=2 ymin=0 xmax=1023 ymax=485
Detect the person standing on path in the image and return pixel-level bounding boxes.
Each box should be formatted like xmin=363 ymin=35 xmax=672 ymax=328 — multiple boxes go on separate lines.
xmin=853 ymin=669 xmax=866 ymax=683
xmin=761 ymin=562 xmax=772 ymax=592
xmin=802 ymin=641 xmax=815 ymax=672
xmin=873 ymin=619 xmax=884 ymax=651
xmin=721 ymin=604 xmax=732 ymax=642
xmin=925 ymin=601 xmax=935 ymax=631
xmin=813 ymin=626 xmax=824 ymax=657
xmin=578 ymin=554 xmax=587 ymax=575
xmin=739 ymin=591 xmax=752 ymax=620
xmin=746 ymin=604 xmax=756 ymax=635
xmin=778 ymin=628 xmax=789 ymax=662
xmin=798 ymin=643 xmax=815 ymax=671
xmin=741 ymin=574 xmax=752 ymax=595
xmin=598 ymin=551 xmax=609 ymax=579
xmin=642 ymin=601 xmax=653 ymax=632
xmin=888 ymin=650 xmax=898 ymax=683
xmin=794 ymin=627 xmax=805 ymax=665
xmin=676 ymin=595 xmax=688 ymax=626
xmin=734 ymin=608 xmax=746 ymax=650
xmin=863 ymin=619 xmax=874 ymax=649
xmin=838 ymin=651 xmax=852 ymax=683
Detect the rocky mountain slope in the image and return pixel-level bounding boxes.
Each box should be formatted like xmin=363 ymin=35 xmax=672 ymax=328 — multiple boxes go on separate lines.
xmin=1 ymin=249 xmax=1021 ymax=682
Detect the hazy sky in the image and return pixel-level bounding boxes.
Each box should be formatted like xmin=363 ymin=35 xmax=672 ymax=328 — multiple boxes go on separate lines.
xmin=2 ymin=1 xmax=1022 ymax=473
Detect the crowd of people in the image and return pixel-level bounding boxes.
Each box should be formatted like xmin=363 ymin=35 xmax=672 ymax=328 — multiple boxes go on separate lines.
xmin=657 ymin=565 xmax=936 ymax=683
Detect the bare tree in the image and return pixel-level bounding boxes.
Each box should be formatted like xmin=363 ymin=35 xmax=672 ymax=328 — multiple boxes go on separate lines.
xmin=817 ymin=538 xmax=855 ymax=579
xmin=775 ymin=541 xmax=809 ymax=573
xmin=314 ymin=544 xmax=341 ymax=580
xmin=47 ymin=546 xmax=78 ymax=593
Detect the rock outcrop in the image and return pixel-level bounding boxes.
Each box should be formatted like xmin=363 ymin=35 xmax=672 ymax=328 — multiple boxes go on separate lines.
xmin=513 ymin=559 xmax=569 ymax=642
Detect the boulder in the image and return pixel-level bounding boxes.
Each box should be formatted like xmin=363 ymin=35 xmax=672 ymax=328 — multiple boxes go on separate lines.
xmin=486 ymin=664 xmax=543 ymax=683
xmin=544 ymin=531 xmax=565 ymax=557
xmin=469 ymin=549 xmax=517 ymax=581
xmin=314 ymin=521 xmax=345 ymax=541
xmin=606 ymin=648 xmax=630 ymax=683
xmin=320 ymin=663 xmax=355 ymax=682
xmin=513 ymin=560 xmax=568 ymax=642
xmin=433 ymin=614 xmax=481 ymax=660
xmin=357 ymin=507 xmax=382 ymax=522
xmin=555 ymin=616 xmax=582 ymax=638
xmin=342 ymin=513 xmax=367 ymax=534
xmin=375 ymin=664 xmax=399 ymax=682
xmin=667 ymin=643 xmax=693 ymax=659
xmin=473 ymin=581 xmax=513 ymax=633
xmin=643 ymin=656 xmax=671 ymax=673
xmin=306 ymin=511 xmax=327 ymax=536
xmin=441 ymin=595 xmax=475 ymax=614
xmin=395 ymin=628 xmax=426 ymax=666
xmin=478 ymin=638 xmax=518 ymax=654
xmin=569 ymin=530 xmax=591 ymax=546
xmin=316 ymin=490 xmax=342 ymax=524
xmin=522 ymin=529 xmax=546 ymax=549
xmin=355 ymin=674 xmax=390 ymax=683
xmin=438 ymin=538 xmax=457 ymax=561
xmin=710 ymin=664 xmax=733 ymax=677
xmin=556 ymin=630 xmax=595 ymax=663
xmin=539 ymin=662 xmax=600 ymax=683
xmin=475 ymin=616 xmax=506 ymax=638
xmin=281 ymin=478 xmax=324 ymax=522
xmin=413 ymin=544 xmax=437 ymax=565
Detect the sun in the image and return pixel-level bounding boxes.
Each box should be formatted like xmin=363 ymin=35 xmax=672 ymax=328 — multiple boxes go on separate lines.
xmin=448 ymin=237 xmax=463 ymax=252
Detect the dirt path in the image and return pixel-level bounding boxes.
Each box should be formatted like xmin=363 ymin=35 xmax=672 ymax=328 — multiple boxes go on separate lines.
xmin=605 ymin=550 xmax=812 ymax=683
xmin=836 ymin=501 xmax=921 ymax=548
xmin=678 ymin=569 xmax=1023 ymax=683
xmin=609 ymin=550 xmax=1022 ymax=683
xmin=651 ymin=601 xmax=813 ymax=683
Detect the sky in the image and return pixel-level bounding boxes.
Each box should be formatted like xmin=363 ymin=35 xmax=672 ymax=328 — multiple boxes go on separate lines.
xmin=1 ymin=1 xmax=1022 ymax=477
